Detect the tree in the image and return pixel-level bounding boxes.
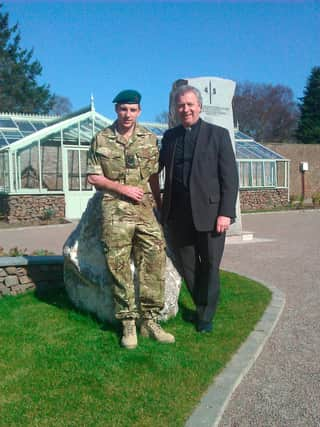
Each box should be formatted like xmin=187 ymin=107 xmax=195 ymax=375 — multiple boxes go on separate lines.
xmin=50 ymin=95 xmax=73 ymax=116
xmin=0 ymin=3 xmax=54 ymax=114
xmin=296 ymin=66 xmax=320 ymax=144
xmin=233 ymin=82 xmax=299 ymax=142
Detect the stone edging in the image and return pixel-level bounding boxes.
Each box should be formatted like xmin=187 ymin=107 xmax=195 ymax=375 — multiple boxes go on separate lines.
xmin=0 ymin=256 xmax=64 ymax=297
xmin=185 ymin=282 xmax=286 ymax=427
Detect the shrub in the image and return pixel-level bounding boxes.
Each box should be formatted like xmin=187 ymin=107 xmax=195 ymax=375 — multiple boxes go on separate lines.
xmin=41 ymin=208 xmax=56 ymax=221
xmin=289 ymin=194 xmax=304 ymax=208
xmin=8 ymin=246 xmax=28 ymax=256
xmin=312 ymin=192 xmax=320 ymax=206
xmin=0 ymin=247 xmax=54 ymax=257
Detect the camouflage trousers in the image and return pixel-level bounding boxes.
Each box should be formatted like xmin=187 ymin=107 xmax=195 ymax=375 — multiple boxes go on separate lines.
xmin=101 ymin=194 xmax=166 ymax=321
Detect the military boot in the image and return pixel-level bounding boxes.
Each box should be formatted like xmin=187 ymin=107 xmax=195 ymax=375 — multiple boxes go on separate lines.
xmin=140 ymin=319 xmax=175 ymax=344
xmin=121 ymin=319 xmax=137 ymax=349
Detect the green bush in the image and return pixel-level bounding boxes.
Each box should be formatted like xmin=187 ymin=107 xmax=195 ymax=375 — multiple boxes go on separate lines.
xmin=289 ymin=194 xmax=304 ymax=208
xmin=312 ymin=192 xmax=320 ymax=206
xmin=0 ymin=246 xmax=55 ymax=256
xmin=41 ymin=208 xmax=56 ymax=221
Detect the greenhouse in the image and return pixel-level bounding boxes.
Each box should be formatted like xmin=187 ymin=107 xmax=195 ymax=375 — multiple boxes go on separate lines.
xmin=0 ymin=102 xmax=289 ymax=223
xmin=235 ymin=129 xmax=289 ymax=189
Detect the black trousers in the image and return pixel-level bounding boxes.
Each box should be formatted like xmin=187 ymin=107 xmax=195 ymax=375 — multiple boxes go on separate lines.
xmin=166 ymin=195 xmax=225 ymax=323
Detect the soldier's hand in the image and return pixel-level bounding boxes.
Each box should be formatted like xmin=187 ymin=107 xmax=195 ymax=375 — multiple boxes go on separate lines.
xmin=121 ymin=185 xmax=144 ymax=202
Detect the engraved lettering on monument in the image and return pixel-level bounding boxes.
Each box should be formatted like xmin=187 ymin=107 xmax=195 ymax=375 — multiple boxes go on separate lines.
xmin=202 ymin=105 xmax=230 ymax=116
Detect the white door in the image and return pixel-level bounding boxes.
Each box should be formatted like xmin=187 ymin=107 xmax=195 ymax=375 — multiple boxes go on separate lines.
xmin=64 ymin=148 xmax=95 ymax=219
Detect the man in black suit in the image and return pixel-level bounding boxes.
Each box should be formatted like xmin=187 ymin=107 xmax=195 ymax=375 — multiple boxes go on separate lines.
xmin=151 ymin=84 xmax=239 ymax=332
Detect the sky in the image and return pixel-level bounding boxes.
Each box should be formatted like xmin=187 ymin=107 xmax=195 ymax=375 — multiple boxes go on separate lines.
xmin=3 ymin=0 xmax=320 ymax=122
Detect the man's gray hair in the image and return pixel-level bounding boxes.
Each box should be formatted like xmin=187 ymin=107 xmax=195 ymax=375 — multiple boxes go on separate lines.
xmin=173 ymin=85 xmax=203 ymax=106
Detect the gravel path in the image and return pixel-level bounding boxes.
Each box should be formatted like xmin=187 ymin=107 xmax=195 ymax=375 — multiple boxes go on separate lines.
xmin=218 ymin=210 xmax=320 ymax=427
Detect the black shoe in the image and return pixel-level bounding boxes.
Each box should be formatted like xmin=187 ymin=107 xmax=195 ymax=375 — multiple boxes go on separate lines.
xmin=196 ymin=321 xmax=213 ymax=333
xmin=183 ymin=310 xmax=198 ymax=324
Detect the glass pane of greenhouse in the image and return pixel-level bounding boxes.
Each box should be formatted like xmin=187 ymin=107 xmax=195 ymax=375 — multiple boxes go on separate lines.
xmin=277 ymin=160 xmax=287 ymax=187
xmin=0 ymin=118 xmax=16 ymax=128
xmin=236 ymin=140 xmax=283 ymax=160
xmin=94 ymin=115 xmax=111 ymax=136
xmin=264 ymin=162 xmax=276 ymax=186
xmin=80 ymin=118 xmax=95 ymax=145
xmin=251 ymin=162 xmax=264 ymax=187
xmin=234 ymin=130 xmax=254 ymax=140
xmin=31 ymin=121 xmax=48 ymax=130
xmin=68 ymin=150 xmax=80 ymax=191
xmin=16 ymin=141 xmax=40 ymax=190
xmin=0 ymin=114 xmax=55 ymax=147
xmin=0 ymin=151 xmax=9 ymax=192
xmin=63 ymin=123 xmax=79 ymax=145
xmin=41 ymin=137 xmax=63 ymax=191
xmin=81 ymin=151 xmax=93 ymax=190
xmin=239 ymin=162 xmax=251 ymax=187
xmin=79 ymin=119 xmax=91 ymax=145
xmin=0 ymin=137 xmax=8 ymax=148
xmin=4 ymin=130 xmax=24 ymax=142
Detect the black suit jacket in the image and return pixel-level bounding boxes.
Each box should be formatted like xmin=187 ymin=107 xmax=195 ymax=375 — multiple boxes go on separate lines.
xmin=159 ymin=120 xmax=239 ymax=232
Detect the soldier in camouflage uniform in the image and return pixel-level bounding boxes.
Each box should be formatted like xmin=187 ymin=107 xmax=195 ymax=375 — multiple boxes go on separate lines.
xmin=87 ymin=90 xmax=175 ymax=349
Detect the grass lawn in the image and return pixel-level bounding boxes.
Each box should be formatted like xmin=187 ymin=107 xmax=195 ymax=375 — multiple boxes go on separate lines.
xmin=0 ymin=272 xmax=271 ymax=427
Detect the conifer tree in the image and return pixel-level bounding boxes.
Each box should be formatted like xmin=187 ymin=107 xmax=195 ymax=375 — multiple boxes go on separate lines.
xmin=0 ymin=3 xmax=54 ymax=114
xmin=296 ymin=66 xmax=320 ymax=144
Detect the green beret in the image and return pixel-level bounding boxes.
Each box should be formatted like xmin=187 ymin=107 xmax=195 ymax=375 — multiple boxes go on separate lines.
xmin=112 ymin=89 xmax=141 ymax=104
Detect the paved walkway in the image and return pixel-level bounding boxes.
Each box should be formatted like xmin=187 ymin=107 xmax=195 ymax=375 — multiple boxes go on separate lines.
xmin=0 ymin=221 xmax=78 ymax=255
xmin=207 ymin=210 xmax=319 ymax=427
xmin=1 ymin=211 xmax=319 ymax=426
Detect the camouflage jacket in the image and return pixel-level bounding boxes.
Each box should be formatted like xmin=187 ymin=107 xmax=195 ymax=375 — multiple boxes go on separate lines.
xmin=87 ymin=122 xmax=159 ymax=194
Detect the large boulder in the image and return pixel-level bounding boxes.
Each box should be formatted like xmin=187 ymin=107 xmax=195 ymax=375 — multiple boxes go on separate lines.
xmin=63 ymin=192 xmax=181 ymax=323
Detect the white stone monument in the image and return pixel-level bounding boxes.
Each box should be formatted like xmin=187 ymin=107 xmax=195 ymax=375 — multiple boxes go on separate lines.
xmin=169 ymin=76 xmax=242 ymax=235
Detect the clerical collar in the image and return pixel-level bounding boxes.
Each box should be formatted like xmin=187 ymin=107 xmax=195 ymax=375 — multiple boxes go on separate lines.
xmin=183 ymin=118 xmax=201 ymax=132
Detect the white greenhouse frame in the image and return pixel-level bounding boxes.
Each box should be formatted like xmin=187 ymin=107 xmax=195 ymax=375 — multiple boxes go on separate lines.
xmin=0 ymin=104 xmax=289 ymax=220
